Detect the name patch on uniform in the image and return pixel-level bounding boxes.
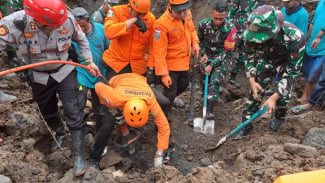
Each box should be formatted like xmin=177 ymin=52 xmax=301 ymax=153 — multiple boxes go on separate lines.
xmin=59 ymin=28 xmax=69 ymax=34
xmin=0 ymin=25 xmax=8 ymax=36
xmin=107 ymin=8 xmax=114 ymax=18
xmin=21 ymin=32 xmax=34 ymax=38
xmin=155 ymin=28 xmax=161 ymax=40
xmin=30 ymin=22 xmax=36 ymax=30
xmin=61 ymin=43 xmax=70 ymax=50
xmin=58 ymin=36 xmax=71 ymax=42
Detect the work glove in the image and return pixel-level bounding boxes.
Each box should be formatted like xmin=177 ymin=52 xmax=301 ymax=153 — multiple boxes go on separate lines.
xmin=146 ymin=68 xmax=156 ymax=85
xmin=192 ymin=43 xmax=200 ymax=59
xmin=161 ymin=74 xmax=172 ymax=88
xmin=135 ymin=18 xmax=147 ymax=33
xmin=8 ymin=57 xmax=30 ymax=82
xmin=154 ymin=150 xmax=164 ymax=168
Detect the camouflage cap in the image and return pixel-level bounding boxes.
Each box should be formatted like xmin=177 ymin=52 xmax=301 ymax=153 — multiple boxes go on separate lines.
xmin=243 ymin=5 xmax=284 ymax=43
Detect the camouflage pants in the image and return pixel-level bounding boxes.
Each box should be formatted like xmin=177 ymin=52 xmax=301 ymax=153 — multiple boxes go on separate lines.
xmin=203 ymin=61 xmax=227 ymax=102
xmin=243 ymin=58 xmax=294 ymax=122
xmin=231 ymin=38 xmax=246 ymax=75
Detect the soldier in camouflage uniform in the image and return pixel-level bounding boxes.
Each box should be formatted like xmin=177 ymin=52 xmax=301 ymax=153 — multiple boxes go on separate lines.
xmin=233 ymin=5 xmax=305 ymax=140
xmin=90 ymin=0 xmax=120 ymax=24
xmin=228 ymin=0 xmax=265 ymax=88
xmin=198 ymin=0 xmax=236 ymax=118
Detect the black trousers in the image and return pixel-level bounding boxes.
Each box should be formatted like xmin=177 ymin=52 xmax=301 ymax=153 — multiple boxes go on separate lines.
xmin=164 ymin=71 xmax=189 ymax=102
xmin=87 ymin=88 xmax=115 ymax=160
xmin=31 ymin=71 xmax=86 ymax=131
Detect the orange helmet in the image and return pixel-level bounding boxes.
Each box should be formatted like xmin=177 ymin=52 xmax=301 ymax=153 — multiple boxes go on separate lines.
xmin=129 ymin=0 xmax=151 ymax=13
xmin=169 ymin=0 xmax=190 ymax=12
xmin=123 ymin=98 xmax=149 ymax=128
xmin=169 ymin=0 xmax=189 ymax=5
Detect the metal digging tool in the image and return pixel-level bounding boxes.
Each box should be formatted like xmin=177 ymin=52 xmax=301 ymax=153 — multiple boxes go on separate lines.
xmin=188 ymin=54 xmax=198 ymax=125
xmin=193 ymin=73 xmax=215 ymax=134
xmin=206 ymin=106 xmax=268 ymax=151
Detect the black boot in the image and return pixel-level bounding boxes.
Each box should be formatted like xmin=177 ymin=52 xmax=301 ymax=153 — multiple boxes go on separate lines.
xmin=51 ymin=125 xmax=66 ymax=151
xmin=88 ymin=158 xmax=100 ymax=170
xmin=269 ymin=117 xmax=284 ymax=132
xmin=207 ymin=98 xmax=215 ymax=119
xmin=70 ymin=129 xmax=87 ymax=176
xmin=233 ymin=123 xmax=254 ymax=140
xmin=229 ymin=72 xmax=241 ymax=88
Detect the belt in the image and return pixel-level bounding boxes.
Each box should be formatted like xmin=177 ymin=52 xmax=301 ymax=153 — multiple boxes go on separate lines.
xmin=33 ymin=64 xmax=65 ymax=74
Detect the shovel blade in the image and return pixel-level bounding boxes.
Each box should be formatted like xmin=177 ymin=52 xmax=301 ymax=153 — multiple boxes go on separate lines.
xmin=193 ymin=117 xmax=215 ymax=134
xmin=203 ymin=119 xmax=215 ymax=135
xmin=193 ymin=117 xmax=203 ymax=133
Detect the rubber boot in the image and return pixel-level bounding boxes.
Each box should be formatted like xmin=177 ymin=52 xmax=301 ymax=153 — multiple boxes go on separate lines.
xmin=0 ymin=90 xmax=17 ymax=101
xmin=88 ymin=158 xmax=100 ymax=170
xmin=233 ymin=122 xmax=254 ymax=140
xmin=269 ymin=117 xmax=284 ymax=132
xmin=229 ymin=72 xmax=241 ymax=88
xmin=51 ymin=125 xmax=66 ymax=152
xmin=207 ymin=98 xmax=215 ymax=119
xmin=70 ymin=129 xmax=87 ymax=176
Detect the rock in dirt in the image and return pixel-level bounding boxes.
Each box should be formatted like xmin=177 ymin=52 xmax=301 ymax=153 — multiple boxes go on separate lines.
xmin=245 ymin=150 xmax=264 ymax=162
xmin=303 ymin=127 xmax=325 ymax=148
xmin=173 ymin=97 xmax=185 ymax=108
xmin=284 ymin=143 xmax=318 ymax=158
xmin=82 ymin=167 xmax=105 ymax=183
xmin=200 ymin=158 xmax=212 ymax=166
xmin=0 ymin=174 xmax=12 ymax=183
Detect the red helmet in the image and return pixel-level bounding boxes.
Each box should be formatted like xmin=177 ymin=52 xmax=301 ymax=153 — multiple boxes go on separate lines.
xmin=23 ymin=0 xmax=68 ymax=26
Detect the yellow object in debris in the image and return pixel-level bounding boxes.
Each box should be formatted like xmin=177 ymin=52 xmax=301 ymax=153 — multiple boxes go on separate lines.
xmin=274 ymin=169 xmax=325 ymax=183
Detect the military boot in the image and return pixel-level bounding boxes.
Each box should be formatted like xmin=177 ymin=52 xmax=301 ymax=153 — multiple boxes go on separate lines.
xmin=233 ymin=123 xmax=254 ymax=140
xmin=70 ymin=129 xmax=87 ymax=176
xmin=269 ymin=117 xmax=284 ymax=132
xmin=51 ymin=125 xmax=66 ymax=151
xmin=0 ymin=90 xmax=17 ymax=101
xmin=229 ymin=72 xmax=241 ymax=88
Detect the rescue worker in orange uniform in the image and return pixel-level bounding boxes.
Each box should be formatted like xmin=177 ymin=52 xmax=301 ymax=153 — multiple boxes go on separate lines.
xmin=153 ymin=0 xmax=200 ymax=103
xmin=95 ymin=73 xmax=170 ymax=167
xmin=102 ymin=0 xmax=155 ymax=80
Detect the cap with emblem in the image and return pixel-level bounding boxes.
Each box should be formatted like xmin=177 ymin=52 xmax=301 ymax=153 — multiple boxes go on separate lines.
xmin=243 ymin=5 xmax=284 ymax=43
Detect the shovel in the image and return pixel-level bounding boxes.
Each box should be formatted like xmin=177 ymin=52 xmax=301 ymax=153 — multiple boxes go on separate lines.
xmin=193 ymin=73 xmax=215 ymax=134
xmin=205 ymin=106 xmax=268 ymax=151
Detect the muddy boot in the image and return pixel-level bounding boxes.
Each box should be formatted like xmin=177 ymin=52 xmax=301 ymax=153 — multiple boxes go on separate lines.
xmin=207 ymin=98 xmax=215 ymax=119
xmin=233 ymin=123 xmax=254 ymax=140
xmin=229 ymin=73 xmax=241 ymax=88
xmin=0 ymin=90 xmax=17 ymax=101
xmin=269 ymin=117 xmax=284 ymax=132
xmin=51 ymin=125 xmax=66 ymax=151
xmin=88 ymin=158 xmax=100 ymax=170
xmin=70 ymin=129 xmax=87 ymax=176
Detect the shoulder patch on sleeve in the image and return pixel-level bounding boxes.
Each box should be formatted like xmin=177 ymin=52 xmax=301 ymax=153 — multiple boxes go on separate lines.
xmin=107 ymin=8 xmax=114 ymax=18
xmin=0 ymin=25 xmax=9 ymax=36
xmin=155 ymin=27 xmax=161 ymax=40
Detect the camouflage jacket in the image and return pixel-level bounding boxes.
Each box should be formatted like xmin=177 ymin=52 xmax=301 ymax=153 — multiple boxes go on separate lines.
xmin=245 ymin=22 xmax=305 ymax=96
xmin=228 ymin=0 xmax=265 ymax=33
xmin=198 ymin=17 xmax=235 ymax=67
xmin=0 ymin=0 xmax=23 ymax=17
xmin=90 ymin=6 xmax=106 ymax=25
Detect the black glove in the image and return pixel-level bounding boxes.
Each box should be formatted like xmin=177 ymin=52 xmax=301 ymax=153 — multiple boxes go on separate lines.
xmin=146 ymin=68 xmax=156 ymax=85
xmin=135 ymin=18 xmax=147 ymax=33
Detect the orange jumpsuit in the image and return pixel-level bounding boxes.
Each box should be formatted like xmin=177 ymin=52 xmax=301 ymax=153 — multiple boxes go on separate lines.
xmin=95 ymin=73 xmax=170 ymax=151
xmin=103 ymin=5 xmax=156 ymax=75
xmin=153 ymin=9 xmax=199 ymax=76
